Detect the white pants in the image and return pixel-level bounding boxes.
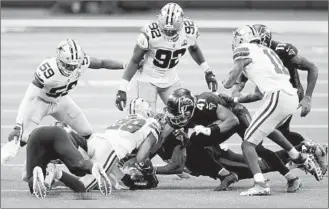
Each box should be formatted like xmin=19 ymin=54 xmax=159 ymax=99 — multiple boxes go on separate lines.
xmin=21 ymin=95 xmax=93 ymax=142
xmin=244 ymin=90 xmax=299 ymax=145
xmin=137 ymin=81 xmax=181 ymax=113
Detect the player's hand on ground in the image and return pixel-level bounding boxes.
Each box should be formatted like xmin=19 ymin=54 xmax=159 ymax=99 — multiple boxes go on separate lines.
xmin=8 ymin=124 xmax=23 ymax=143
xmin=135 ymin=159 xmax=156 ymax=176
xmin=298 ymin=95 xmax=312 ymax=117
xmin=194 ymin=125 xmax=211 ymax=136
xmin=205 ymin=70 xmax=218 ymax=92
xmin=115 ymin=90 xmax=127 ymax=111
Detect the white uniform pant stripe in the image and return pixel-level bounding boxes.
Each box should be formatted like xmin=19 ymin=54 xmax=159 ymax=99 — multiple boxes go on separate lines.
xmin=85 ymin=150 xmax=117 ymax=191
xmin=245 ymin=91 xmax=280 ymax=140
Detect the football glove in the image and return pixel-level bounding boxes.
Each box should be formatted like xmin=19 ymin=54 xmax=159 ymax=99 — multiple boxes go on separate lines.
xmin=134 ymin=159 xmax=159 ymax=189
xmin=8 ymin=124 xmax=24 ymax=146
xmin=205 ymin=70 xmax=218 ymax=92
xmin=194 ymin=125 xmax=211 ymax=136
xmin=115 ymin=90 xmax=127 ymax=111
xmin=173 ymin=129 xmax=190 ymax=149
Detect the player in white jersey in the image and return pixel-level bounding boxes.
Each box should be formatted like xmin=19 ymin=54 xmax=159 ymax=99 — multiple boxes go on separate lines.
xmin=1 ymin=39 xmax=126 ymax=169
xmin=45 ymin=98 xmax=161 ymax=191
xmin=222 ymin=25 xmax=322 ymax=196
xmin=115 ymin=2 xmax=218 ymax=113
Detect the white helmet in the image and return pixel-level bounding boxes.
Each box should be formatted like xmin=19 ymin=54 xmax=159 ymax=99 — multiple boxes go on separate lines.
xmin=56 ymin=39 xmax=84 ymax=77
xmin=128 ymin=98 xmax=153 ymax=118
xmin=232 ymin=25 xmax=260 ymax=51
xmin=157 ymin=3 xmax=184 ymax=41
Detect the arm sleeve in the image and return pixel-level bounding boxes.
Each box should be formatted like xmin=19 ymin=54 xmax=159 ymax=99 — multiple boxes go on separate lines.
xmin=15 ymin=83 xmax=41 ymax=125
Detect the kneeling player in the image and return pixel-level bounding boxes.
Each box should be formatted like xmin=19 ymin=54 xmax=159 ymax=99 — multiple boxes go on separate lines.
xmin=26 ymin=126 xmax=111 ymax=198
xmin=46 ymin=98 xmax=161 ymax=191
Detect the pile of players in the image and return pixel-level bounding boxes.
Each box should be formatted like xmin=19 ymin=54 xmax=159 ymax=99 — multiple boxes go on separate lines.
xmin=1 ymin=2 xmax=327 ymax=198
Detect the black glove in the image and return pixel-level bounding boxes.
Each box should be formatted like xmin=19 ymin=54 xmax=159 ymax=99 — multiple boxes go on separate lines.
xmin=135 ymin=159 xmax=156 ymax=176
xmin=173 ymin=129 xmax=190 ymax=149
xmin=205 ymin=70 xmax=218 ymax=92
xmin=115 ymin=90 xmax=127 ymax=111
xmin=134 ymin=159 xmax=159 ymax=189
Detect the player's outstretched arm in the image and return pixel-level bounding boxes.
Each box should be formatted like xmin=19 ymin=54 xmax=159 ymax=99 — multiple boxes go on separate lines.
xmin=88 ymin=57 xmax=126 ymax=70
xmin=223 ymin=58 xmax=251 ymax=89
xmin=115 ymin=43 xmax=148 ymax=111
xmin=188 ymin=43 xmax=218 ymax=92
xmin=155 ymin=145 xmax=186 ymax=175
xmin=212 ymin=104 xmax=240 ymax=133
xmin=291 ymin=54 xmax=318 ymax=116
xmin=231 ymin=73 xmax=248 ymax=97
xmin=235 ymin=86 xmax=263 ymax=103
xmin=136 ymin=133 xmax=158 ymax=163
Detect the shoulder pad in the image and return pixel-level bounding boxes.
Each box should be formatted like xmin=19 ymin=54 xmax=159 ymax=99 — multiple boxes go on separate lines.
xmin=82 ymin=55 xmax=91 ymax=68
xmin=275 ymin=42 xmax=298 ymax=60
xmin=233 ymin=44 xmax=251 ymax=61
xmin=137 ymin=32 xmax=150 ymax=50
xmin=141 ymin=22 xmax=162 ymax=41
xmin=35 ymin=59 xmax=56 ymax=84
xmin=196 ymin=92 xmax=218 ymax=112
xmin=184 ymin=19 xmax=199 ymax=39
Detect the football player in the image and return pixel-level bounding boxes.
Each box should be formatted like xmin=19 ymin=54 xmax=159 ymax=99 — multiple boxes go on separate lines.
xmin=1 ymin=39 xmax=126 ymax=169
xmin=222 ymin=25 xmax=321 ymax=196
xmin=45 ymin=98 xmax=161 ymax=191
xmin=231 ymin=24 xmax=327 ymax=175
xmin=25 ymin=125 xmax=111 ymax=198
xmin=164 ymin=89 xmax=317 ymax=192
xmin=115 ymin=2 xmax=218 ymax=113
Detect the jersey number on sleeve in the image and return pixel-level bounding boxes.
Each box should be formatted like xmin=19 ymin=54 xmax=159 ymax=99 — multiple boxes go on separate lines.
xmin=263 ymin=49 xmax=289 ymax=75
xmin=107 ymin=118 xmax=146 ymax=133
xmin=46 ymin=80 xmax=78 ymax=98
xmin=184 ymin=20 xmax=195 ymax=35
xmin=39 ymin=63 xmax=55 ymax=79
xmin=153 ymin=48 xmax=186 ymax=69
xmin=148 ymin=23 xmax=161 ymax=39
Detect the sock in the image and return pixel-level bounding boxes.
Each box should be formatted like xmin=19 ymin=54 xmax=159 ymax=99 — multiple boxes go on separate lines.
xmin=284 ymin=172 xmax=296 ymax=181
xmin=254 ymin=173 xmax=265 ymax=183
xmin=218 ymin=168 xmax=230 ymax=176
xmin=288 ymin=148 xmax=300 ymax=160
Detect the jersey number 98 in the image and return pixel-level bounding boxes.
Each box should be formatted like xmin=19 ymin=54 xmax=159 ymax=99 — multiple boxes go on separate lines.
xmin=107 ymin=118 xmax=146 ymax=133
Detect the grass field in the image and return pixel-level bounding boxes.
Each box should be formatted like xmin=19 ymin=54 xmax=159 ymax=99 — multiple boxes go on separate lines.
xmin=1 ymin=30 xmax=328 ymax=208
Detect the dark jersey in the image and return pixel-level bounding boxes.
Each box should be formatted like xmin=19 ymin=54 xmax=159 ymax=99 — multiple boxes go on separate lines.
xmin=271 ymin=40 xmax=304 ymax=101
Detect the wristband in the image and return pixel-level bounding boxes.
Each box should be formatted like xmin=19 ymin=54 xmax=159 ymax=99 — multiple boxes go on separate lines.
xmin=233 ymin=97 xmax=239 ymax=103
xmin=209 ymin=124 xmax=221 ymax=135
xmin=200 ymin=62 xmax=210 ymax=73
xmin=119 ymin=79 xmax=129 ymax=91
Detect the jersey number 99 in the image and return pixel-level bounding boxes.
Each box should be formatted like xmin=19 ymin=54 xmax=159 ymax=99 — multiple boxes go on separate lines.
xmin=107 ymin=118 xmax=146 ymax=133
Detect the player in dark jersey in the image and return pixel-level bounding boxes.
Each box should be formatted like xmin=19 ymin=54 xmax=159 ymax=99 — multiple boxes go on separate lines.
xmin=25 ymin=126 xmax=111 ymax=198
xmin=164 ymin=88 xmax=320 ymax=192
xmin=230 ymin=24 xmax=326 ymax=175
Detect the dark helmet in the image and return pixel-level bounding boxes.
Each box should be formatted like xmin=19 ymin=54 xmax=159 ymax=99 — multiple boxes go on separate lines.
xmin=252 ymin=24 xmax=272 ymax=47
xmin=166 ymin=88 xmax=196 ymax=129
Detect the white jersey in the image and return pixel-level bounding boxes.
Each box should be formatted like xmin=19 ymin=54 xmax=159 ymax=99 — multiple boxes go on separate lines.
xmin=233 ymin=43 xmax=296 ymax=96
xmin=32 ymin=56 xmax=91 ymax=103
xmin=136 ymin=19 xmax=199 ymax=88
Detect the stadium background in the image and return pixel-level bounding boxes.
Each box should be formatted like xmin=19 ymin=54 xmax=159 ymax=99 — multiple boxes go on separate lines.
xmin=1 ymin=0 xmax=328 ymax=208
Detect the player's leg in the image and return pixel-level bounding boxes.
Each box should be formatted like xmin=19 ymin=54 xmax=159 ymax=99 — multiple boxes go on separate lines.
xmin=51 ymin=96 xmax=93 ymax=139
xmin=26 ymin=127 xmax=54 ymax=198
xmin=277 ymin=115 xmax=306 ymax=146
xmin=158 ymin=81 xmax=181 ymax=105
xmin=137 ymin=81 xmax=158 ymax=113
xmin=52 ymin=127 xmax=111 ymax=195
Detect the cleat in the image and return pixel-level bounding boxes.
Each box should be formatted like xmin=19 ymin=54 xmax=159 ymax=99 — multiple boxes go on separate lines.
xmin=92 ymin=164 xmax=112 ymax=195
xmin=314 ymin=144 xmax=328 ymax=175
xmin=176 ymin=172 xmax=191 ymax=180
xmin=32 ymin=166 xmax=47 ymax=198
xmin=240 ymin=181 xmax=270 ymax=196
xmin=296 ymin=154 xmax=323 ymax=181
xmin=287 ymin=177 xmax=302 ymax=193
xmin=214 ymin=172 xmax=238 ymax=191
xmin=44 ymin=164 xmax=57 ymax=191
